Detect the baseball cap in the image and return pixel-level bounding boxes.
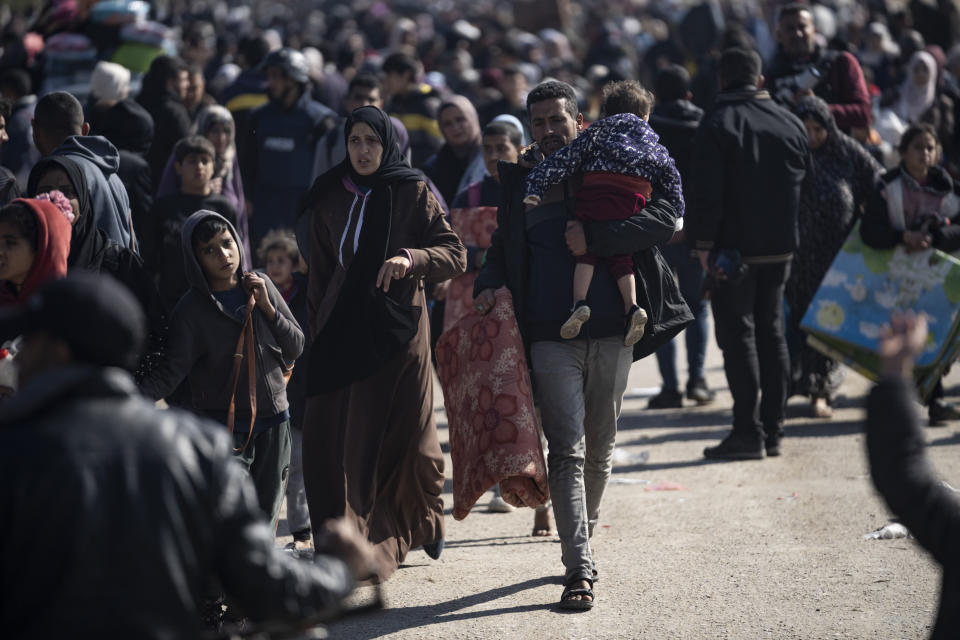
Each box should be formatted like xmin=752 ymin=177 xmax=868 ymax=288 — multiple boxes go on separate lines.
xmin=0 ymin=272 xmax=145 ymax=371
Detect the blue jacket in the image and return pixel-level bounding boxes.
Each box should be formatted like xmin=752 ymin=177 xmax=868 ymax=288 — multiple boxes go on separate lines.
xmin=52 ymin=135 xmax=133 ymax=249
xmin=246 ymin=91 xmax=336 ymax=238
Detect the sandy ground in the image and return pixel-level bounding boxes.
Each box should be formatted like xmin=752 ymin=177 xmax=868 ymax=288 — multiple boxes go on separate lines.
xmin=279 ymin=322 xmax=959 ymax=640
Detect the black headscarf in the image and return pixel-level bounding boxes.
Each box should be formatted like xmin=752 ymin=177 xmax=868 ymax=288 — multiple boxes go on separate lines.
xmin=342 ymin=105 xmax=422 ymax=188
xmin=27 ymin=155 xmax=107 ymax=270
xmin=303 ymin=105 xmax=426 ymax=395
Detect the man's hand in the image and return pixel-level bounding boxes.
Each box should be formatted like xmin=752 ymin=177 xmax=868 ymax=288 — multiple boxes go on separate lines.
xmin=432 ymin=280 xmax=450 ymax=301
xmin=473 ymin=288 xmax=496 ymax=314
xmin=242 ymin=272 xmax=275 ymax=317
xmin=314 ymin=518 xmax=382 ymax=581
xmin=903 ymin=230 xmax=932 ymax=252
xmin=565 ymin=221 xmax=587 ymax=256
xmin=375 ymin=255 xmax=411 ymax=292
xmin=879 ymin=311 xmax=928 ymax=378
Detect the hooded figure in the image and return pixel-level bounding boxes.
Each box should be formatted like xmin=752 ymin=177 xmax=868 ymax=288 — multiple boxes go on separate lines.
xmin=298 ymin=105 xmax=465 ymax=582
xmin=137 ymin=55 xmax=192 ymax=185
xmin=50 ymin=135 xmax=133 ymax=250
xmin=0 ymin=198 xmax=72 ymax=306
xmin=786 ymin=96 xmax=882 ymax=410
xmin=424 ymin=95 xmax=486 ymax=204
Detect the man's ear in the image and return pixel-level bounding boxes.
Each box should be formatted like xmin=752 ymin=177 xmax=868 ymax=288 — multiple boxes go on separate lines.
xmin=576 ymin=113 xmax=584 ymax=131
xmin=174 ymin=161 xmax=183 ymax=177
xmin=685 ymin=90 xmax=693 ymax=101
xmin=81 ymin=122 xmax=90 ymax=136
xmin=757 ymin=74 xmax=766 ymax=89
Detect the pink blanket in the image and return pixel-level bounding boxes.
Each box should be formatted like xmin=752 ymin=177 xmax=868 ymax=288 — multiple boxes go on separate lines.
xmin=436 ymin=287 xmax=550 ymax=520
xmin=443 ymin=206 xmax=498 ymax=333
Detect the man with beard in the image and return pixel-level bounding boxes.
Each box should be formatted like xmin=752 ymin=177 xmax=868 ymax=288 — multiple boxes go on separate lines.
xmin=244 ymin=48 xmax=336 ymax=246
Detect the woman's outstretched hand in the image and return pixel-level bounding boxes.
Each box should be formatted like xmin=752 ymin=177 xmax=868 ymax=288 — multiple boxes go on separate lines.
xmin=376 ymin=255 xmax=412 ymax=292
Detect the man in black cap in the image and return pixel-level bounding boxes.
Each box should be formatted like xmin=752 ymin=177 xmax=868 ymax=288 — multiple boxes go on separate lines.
xmin=686 ymin=48 xmax=809 ymax=460
xmin=0 ymin=272 xmax=378 ymax=638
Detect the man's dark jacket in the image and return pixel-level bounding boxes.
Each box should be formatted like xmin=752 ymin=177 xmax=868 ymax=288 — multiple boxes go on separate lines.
xmin=475 ymin=161 xmax=693 ymax=361
xmin=686 ymin=88 xmax=810 ymax=263
xmin=0 ymin=366 xmax=353 ymax=639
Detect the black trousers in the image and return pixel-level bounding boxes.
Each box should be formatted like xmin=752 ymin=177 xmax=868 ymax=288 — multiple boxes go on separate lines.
xmin=711 ymin=261 xmax=791 ymax=442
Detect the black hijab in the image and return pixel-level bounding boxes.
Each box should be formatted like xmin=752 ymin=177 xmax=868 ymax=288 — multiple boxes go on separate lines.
xmin=305 ymin=105 xmax=425 ymax=395
xmin=27 ymin=155 xmax=106 ymax=270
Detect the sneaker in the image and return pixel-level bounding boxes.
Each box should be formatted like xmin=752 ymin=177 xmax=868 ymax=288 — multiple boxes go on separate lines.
xmin=624 ymin=305 xmax=648 ymax=346
xmin=647 ymin=388 xmax=683 ymax=409
xmin=488 ymin=495 xmax=516 ymax=513
xmin=929 ymin=399 xmax=960 ymax=426
xmin=703 ymin=434 xmax=764 ymax=460
xmin=686 ymin=379 xmax=716 ymax=405
xmin=561 ymin=301 xmax=591 ymax=339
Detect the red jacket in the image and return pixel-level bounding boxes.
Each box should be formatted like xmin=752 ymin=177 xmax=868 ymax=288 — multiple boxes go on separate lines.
xmin=0 ymin=198 xmax=72 ymax=305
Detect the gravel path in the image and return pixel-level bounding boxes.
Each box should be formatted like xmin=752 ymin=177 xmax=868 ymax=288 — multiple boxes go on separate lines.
xmin=280 ymin=330 xmax=958 ymax=639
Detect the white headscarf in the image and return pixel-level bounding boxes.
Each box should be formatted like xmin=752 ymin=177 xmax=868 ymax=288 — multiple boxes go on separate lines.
xmin=898 ymin=50 xmax=938 ymax=124
xmin=491 ymin=113 xmax=528 ymax=146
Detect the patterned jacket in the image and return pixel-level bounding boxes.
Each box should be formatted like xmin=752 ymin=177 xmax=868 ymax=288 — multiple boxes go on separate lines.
xmin=524 ymin=113 xmax=685 ymax=217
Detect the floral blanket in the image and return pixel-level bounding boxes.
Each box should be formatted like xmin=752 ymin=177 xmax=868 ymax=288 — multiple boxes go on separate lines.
xmin=443 ymin=206 xmax=498 ymax=333
xmin=436 ymin=287 xmax=550 ymax=520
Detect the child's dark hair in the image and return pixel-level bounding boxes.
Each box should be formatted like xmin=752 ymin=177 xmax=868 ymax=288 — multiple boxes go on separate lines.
xmin=256 ymin=229 xmax=300 ymax=267
xmin=898 ymin=123 xmax=940 ymax=154
xmin=191 ymin=216 xmax=233 ymax=251
xmin=600 ymin=80 xmax=654 ymax=118
xmin=483 ymin=121 xmax=523 ymax=148
xmin=174 ymin=135 xmax=216 ymax=164
xmin=0 ymin=202 xmax=38 ymax=252
xmin=654 ymin=65 xmax=691 ymax=103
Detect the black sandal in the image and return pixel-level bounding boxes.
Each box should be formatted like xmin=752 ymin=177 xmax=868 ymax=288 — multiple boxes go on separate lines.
xmin=559 ymin=577 xmax=595 ymax=610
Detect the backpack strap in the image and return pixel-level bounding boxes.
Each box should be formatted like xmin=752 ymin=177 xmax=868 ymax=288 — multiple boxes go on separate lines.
xmin=227 ymin=293 xmax=258 ymax=453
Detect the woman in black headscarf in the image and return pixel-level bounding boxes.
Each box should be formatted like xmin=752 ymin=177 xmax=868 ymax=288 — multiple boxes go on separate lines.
xmin=298 ymin=106 xmax=465 ymax=581
xmin=787 ymin=96 xmax=882 ymax=417
xmin=28 ymin=155 xmax=167 ymax=380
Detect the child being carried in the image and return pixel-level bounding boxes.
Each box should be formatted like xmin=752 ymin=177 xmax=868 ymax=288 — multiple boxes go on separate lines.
xmin=523 ymin=81 xmax=684 ymax=346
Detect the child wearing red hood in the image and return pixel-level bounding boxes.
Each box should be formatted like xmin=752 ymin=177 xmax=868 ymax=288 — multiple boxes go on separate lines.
xmin=0 ymin=196 xmax=73 ymax=306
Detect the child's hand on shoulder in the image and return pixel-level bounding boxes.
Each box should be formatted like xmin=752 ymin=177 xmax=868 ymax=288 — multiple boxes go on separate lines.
xmin=243 ymin=272 xmax=276 ymax=317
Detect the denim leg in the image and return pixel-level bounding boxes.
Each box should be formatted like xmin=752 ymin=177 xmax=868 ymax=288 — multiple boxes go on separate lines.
xmin=582 ymin=337 xmax=633 ymax=537
xmin=531 ymin=339 xmax=592 ymax=583
xmin=285 ymin=427 xmax=312 ymax=535
xmin=673 ymin=248 xmax=709 ymax=384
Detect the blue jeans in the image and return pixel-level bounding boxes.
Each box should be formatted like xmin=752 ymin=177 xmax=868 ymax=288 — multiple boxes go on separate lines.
xmin=654 ymin=244 xmax=709 ymax=391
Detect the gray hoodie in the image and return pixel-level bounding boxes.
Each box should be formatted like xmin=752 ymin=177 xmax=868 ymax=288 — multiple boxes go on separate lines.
xmin=139 ymin=210 xmax=303 ymax=420
xmin=52 ymin=135 xmax=133 ymax=249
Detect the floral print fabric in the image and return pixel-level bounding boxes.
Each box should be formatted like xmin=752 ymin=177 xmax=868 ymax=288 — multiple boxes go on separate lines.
xmin=443 ymin=205 xmax=499 ymax=332
xmin=436 ymin=287 xmax=550 ymax=520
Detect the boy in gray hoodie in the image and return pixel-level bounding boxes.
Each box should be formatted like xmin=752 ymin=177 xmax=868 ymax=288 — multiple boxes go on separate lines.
xmin=140 ymin=210 xmax=303 ymax=528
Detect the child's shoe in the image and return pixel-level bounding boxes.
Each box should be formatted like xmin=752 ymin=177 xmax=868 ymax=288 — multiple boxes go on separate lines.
xmin=560 ymin=301 xmax=591 ymax=339
xmin=624 ymin=305 xmax=648 ymax=346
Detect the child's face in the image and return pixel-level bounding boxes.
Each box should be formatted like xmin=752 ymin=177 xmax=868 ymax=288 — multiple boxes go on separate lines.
xmin=35 ymin=167 xmax=81 ymax=226
xmin=176 ymin=153 xmax=214 ymax=194
xmin=482 ymin=134 xmax=520 ymax=182
xmin=0 ymin=221 xmax=36 ymax=286
xmin=265 ymin=248 xmax=295 ymax=288
xmin=903 ymin=132 xmax=939 ymax=179
xmin=196 ymin=229 xmax=240 ymax=291
xmin=206 ymin=124 xmax=230 ymax=155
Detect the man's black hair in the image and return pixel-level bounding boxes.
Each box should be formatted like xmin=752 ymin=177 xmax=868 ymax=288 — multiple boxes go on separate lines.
xmin=241 ymin=35 xmax=271 ymax=69
xmin=174 ymin=135 xmax=216 ymax=164
xmin=34 ymin=91 xmax=84 ymax=140
xmin=483 ymin=121 xmax=523 ymax=148
xmin=526 ymin=80 xmax=578 ymax=120
xmin=502 ymin=64 xmax=524 ymax=79
xmin=0 ymin=98 xmax=11 ymax=121
xmin=147 ymin=55 xmax=188 ymax=85
xmin=0 ymin=202 xmax=39 ymax=252
xmin=348 ymin=72 xmax=382 ymax=94
xmin=655 ymin=65 xmax=691 ymax=103
xmin=0 ymin=69 xmax=31 ymax=98
xmin=777 ymin=3 xmax=812 ymax=24
xmin=191 ymin=217 xmax=233 ymax=250
xmin=382 ymin=52 xmax=420 ymax=80
xmin=719 ymin=47 xmax=763 ymax=90
xmin=601 ymin=80 xmax=654 ymax=118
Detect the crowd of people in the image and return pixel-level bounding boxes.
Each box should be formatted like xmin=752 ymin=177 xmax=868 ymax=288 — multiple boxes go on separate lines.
xmin=3 ymin=0 xmax=960 ymax=635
